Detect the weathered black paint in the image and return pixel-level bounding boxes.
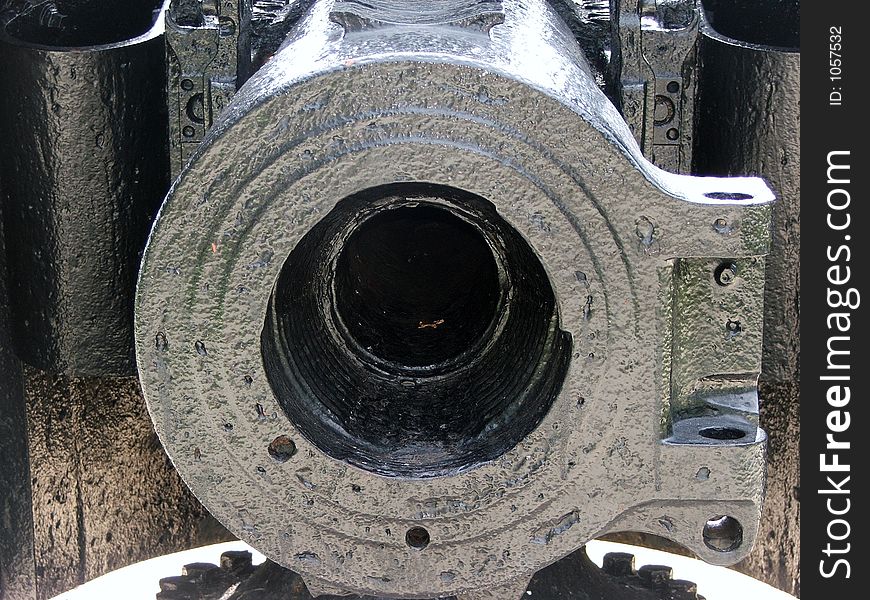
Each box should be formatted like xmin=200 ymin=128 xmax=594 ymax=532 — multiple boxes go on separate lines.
xmin=21 ymin=369 xmax=231 ymax=600
xmin=0 ymin=1 xmax=799 ymax=598
xmin=0 ymin=191 xmax=36 ymax=600
xmin=0 ymin=3 xmax=232 ymax=600
xmin=695 ymin=1 xmax=800 ymax=593
xmin=0 ymin=0 xmax=169 ymax=375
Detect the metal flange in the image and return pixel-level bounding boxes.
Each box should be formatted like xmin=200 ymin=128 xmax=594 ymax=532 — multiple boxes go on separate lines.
xmin=136 ymin=1 xmax=773 ymax=598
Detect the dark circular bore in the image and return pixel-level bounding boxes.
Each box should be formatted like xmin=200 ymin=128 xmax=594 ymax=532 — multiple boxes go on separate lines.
xmin=262 ymin=183 xmax=571 ymax=477
xmin=703 ymin=191 xmax=753 ymax=201
xmin=335 ymin=205 xmax=501 ymax=369
xmin=405 ymin=527 xmax=430 ymax=550
xmin=699 ymin=426 xmax=746 ymax=441
xmin=702 ymin=515 xmax=743 ymax=552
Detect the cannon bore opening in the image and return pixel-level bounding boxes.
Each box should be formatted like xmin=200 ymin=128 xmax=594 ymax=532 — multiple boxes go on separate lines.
xmin=262 ymin=183 xmax=571 ymax=477
xmin=334 ymin=204 xmax=501 ymax=369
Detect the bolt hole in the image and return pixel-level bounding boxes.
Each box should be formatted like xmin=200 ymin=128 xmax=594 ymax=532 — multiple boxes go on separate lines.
xmin=405 ymin=526 xmax=430 ymax=549
xmin=699 ymin=426 xmax=746 ymax=441
xmin=714 ymin=262 xmax=737 ymax=286
xmin=712 ymin=218 xmax=732 ymax=234
xmin=667 ymin=81 xmax=680 ymax=93
xmin=666 ymin=128 xmax=679 ymax=141
xmin=268 ymin=435 xmax=297 ymax=462
xmin=725 ymin=319 xmax=742 ymax=337
xmin=703 ymin=516 xmax=743 ymax=552
xmin=704 ymin=192 xmax=753 ymax=201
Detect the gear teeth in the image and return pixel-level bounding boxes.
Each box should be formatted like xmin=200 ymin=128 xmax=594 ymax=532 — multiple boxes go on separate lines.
xmin=157 ymin=551 xmax=256 ymax=599
xmin=182 ymin=563 xmax=223 ymax=578
xmin=602 ymin=552 xmax=636 ymax=576
xmin=667 ymin=579 xmax=704 ymax=600
xmin=158 ymin=575 xmax=198 ymax=596
xmin=598 ymin=552 xmax=703 ymax=600
xmin=638 ymin=564 xmax=673 ymax=589
xmin=221 ymin=550 xmax=255 ymax=576
xmin=156 ymin=548 xmax=706 ymax=599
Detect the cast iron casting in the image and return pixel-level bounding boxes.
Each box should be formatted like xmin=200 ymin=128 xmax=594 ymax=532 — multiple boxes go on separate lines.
xmin=154 ymin=547 xmax=706 ymax=600
xmin=0 ymin=0 xmax=168 ymax=376
xmin=0 ymin=1 xmax=802 ymax=599
xmin=135 ymin=1 xmax=772 ymax=598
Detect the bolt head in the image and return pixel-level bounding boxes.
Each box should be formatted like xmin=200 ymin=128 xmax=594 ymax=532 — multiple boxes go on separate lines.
xmin=715 ymin=262 xmax=738 ymax=286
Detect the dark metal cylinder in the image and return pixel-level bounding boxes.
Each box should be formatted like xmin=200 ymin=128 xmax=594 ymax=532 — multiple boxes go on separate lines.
xmin=694 ymin=1 xmax=800 ymax=593
xmin=0 ymin=0 xmax=169 ymax=376
xmin=695 ymin=1 xmax=800 ymax=382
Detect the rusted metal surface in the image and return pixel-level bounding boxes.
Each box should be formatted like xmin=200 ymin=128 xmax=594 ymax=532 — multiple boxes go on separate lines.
xmin=0 ymin=157 xmax=228 ymax=600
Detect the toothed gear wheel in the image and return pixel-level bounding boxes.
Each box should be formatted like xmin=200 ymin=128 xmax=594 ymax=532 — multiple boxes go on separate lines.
xmin=156 ymin=551 xmax=256 ymax=600
xmin=156 ymin=548 xmax=704 ymax=600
